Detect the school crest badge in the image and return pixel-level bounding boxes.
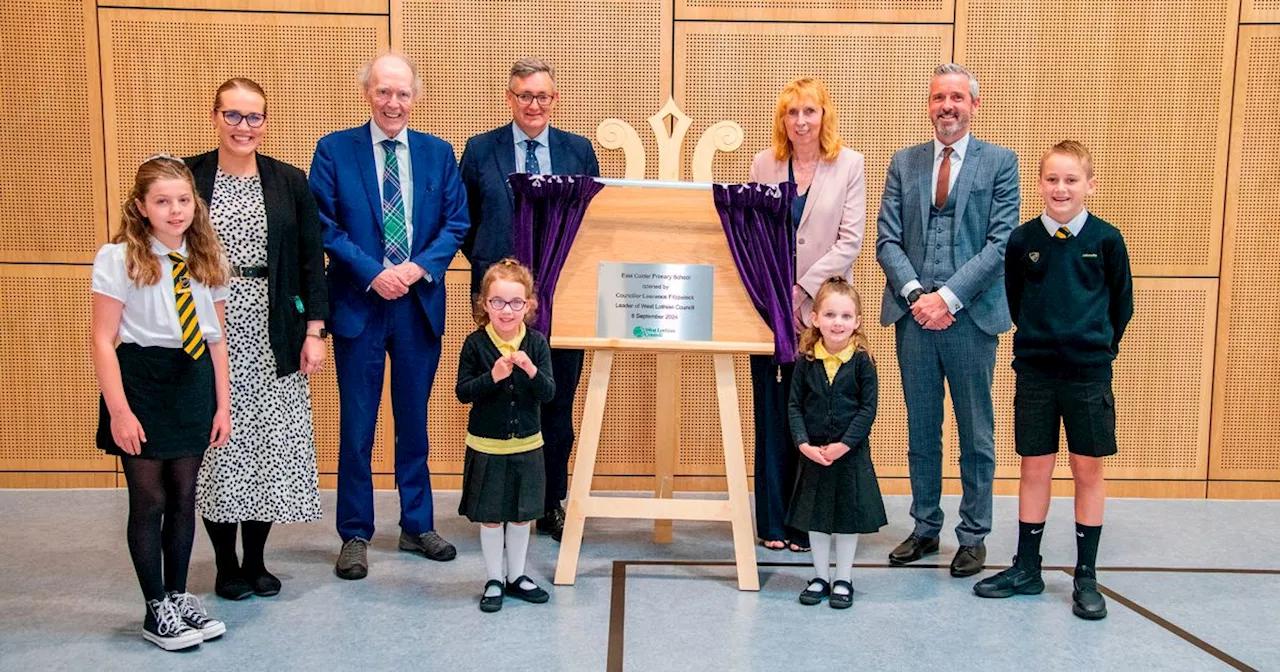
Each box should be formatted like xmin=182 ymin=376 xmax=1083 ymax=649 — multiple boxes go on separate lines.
xmin=1029 ymin=251 xmax=1040 ymax=263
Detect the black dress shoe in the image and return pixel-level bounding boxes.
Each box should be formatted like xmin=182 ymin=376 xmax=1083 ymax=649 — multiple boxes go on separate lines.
xmin=399 ymin=530 xmax=457 ymax=561
xmin=829 ymin=580 xmax=854 ymax=610
xmin=479 ymin=580 xmax=504 ymax=613
xmin=1072 ymin=567 xmax=1108 ymax=620
xmin=536 ymin=506 xmax=566 ymax=542
xmin=798 ymin=578 xmax=830 ymax=606
xmin=505 ymin=576 xmax=550 ymax=603
xmin=247 ymin=569 xmax=281 ymax=597
xmin=888 ymin=533 xmax=940 ymax=565
xmin=950 ymin=545 xmax=987 ymax=577
xmin=973 ymin=556 xmax=1044 ymax=598
xmin=214 ymin=570 xmax=254 ymax=601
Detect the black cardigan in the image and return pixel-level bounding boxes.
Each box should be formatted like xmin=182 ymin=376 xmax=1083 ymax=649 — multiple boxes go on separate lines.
xmin=455 ymin=327 xmax=556 ymax=441
xmin=788 ymin=348 xmax=878 ymax=449
xmin=185 ymin=150 xmax=329 ymax=377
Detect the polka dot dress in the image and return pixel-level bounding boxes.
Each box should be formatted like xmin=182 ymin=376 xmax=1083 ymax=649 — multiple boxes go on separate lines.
xmin=196 ymin=169 xmax=322 ymax=524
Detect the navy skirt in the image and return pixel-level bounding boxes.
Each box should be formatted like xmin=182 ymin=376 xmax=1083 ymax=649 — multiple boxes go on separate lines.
xmin=458 ymin=446 xmax=546 ymax=524
xmin=97 ymin=343 xmax=214 ymax=460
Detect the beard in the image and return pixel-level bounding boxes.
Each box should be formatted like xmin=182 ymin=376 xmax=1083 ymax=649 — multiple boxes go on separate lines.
xmin=933 ymin=113 xmax=966 ymax=138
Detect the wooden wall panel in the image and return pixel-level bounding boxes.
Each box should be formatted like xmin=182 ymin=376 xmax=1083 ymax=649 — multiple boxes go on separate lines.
xmin=674 ymin=0 xmax=952 ymax=22
xmin=395 ymin=0 xmax=671 ymax=179
xmin=957 ymin=0 xmax=1239 ymax=277
xmin=0 ymin=265 xmax=115 ymax=472
xmin=1242 ymin=0 xmax=1280 ymax=23
xmin=1211 ymin=26 xmax=1280 ymax=481
xmin=0 ymin=0 xmax=105 ymax=263
xmin=99 ymin=9 xmax=387 ymax=235
xmin=101 ymin=0 xmax=388 ymax=12
xmin=676 ymin=22 xmax=951 ymax=477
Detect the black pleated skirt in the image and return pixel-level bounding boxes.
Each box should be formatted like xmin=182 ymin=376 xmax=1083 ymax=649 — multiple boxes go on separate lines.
xmin=458 ymin=446 xmax=546 ymax=524
xmin=97 ymin=343 xmax=214 ymax=460
xmin=786 ymin=439 xmax=888 ymax=535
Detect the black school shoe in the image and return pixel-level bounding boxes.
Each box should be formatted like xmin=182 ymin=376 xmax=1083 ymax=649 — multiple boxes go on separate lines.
xmin=1072 ymin=567 xmax=1108 ymax=620
xmin=973 ymin=556 xmax=1045 ymax=598
xmin=505 ymin=576 xmax=550 ymax=603
xmin=798 ymin=578 xmax=830 ymax=606
xmin=479 ymin=580 xmax=505 ymax=613
xmin=829 ymin=580 xmax=854 ymax=609
xmin=214 ymin=570 xmax=254 ymax=601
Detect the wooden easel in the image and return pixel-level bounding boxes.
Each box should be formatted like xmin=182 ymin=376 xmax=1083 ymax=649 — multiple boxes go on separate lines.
xmin=550 ymin=181 xmax=774 ymax=591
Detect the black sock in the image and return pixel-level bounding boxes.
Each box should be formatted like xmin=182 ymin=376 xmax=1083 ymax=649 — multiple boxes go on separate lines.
xmin=241 ymin=520 xmax=273 ymax=575
xmin=1016 ymin=520 xmax=1045 ymax=569
xmin=1076 ymin=522 xmax=1102 ymax=571
xmin=203 ymin=519 xmax=240 ymax=575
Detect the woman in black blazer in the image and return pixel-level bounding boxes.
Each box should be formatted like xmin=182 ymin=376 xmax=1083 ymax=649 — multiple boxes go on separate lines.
xmin=186 ymin=78 xmax=329 ymax=601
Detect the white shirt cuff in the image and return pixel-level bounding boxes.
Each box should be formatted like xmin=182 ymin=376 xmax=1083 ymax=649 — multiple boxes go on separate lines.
xmin=901 ymin=280 xmax=923 ymax=299
xmin=938 ymin=286 xmax=963 ymax=314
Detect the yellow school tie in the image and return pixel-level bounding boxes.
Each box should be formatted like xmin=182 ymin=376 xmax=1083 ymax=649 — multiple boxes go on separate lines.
xmin=168 ymin=252 xmax=206 ymax=360
xmin=1055 ymin=226 xmax=1073 ymax=240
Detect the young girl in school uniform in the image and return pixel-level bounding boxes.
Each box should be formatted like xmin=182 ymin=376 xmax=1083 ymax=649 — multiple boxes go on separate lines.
xmin=455 ymin=258 xmax=556 ymax=613
xmin=786 ymin=276 xmax=887 ymax=609
xmin=91 ymin=155 xmax=231 ymax=650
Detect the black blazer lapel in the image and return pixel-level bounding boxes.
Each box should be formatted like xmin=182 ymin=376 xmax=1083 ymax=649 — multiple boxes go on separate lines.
xmin=492 ymin=124 xmax=517 ymax=210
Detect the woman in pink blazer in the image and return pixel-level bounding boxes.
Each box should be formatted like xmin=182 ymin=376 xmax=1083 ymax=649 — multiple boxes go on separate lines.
xmin=748 ymin=77 xmax=866 ymax=552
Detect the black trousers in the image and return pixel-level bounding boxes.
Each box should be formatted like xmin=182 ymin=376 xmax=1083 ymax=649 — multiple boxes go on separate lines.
xmin=749 ymin=355 xmax=805 ymax=544
xmin=543 ymin=348 xmax=584 ymax=511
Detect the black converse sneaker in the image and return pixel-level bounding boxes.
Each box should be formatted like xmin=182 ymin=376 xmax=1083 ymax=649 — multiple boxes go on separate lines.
xmin=143 ymin=597 xmax=203 ymax=651
xmin=169 ymin=591 xmax=226 ymax=640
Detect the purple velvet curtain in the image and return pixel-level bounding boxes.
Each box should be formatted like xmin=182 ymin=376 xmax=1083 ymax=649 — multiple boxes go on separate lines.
xmin=712 ymin=182 xmax=797 ymax=363
xmin=509 ymin=174 xmax=606 ymax=336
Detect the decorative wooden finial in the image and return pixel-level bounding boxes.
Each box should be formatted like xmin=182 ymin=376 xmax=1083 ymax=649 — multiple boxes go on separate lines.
xmin=596 ymin=98 xmax=743 ymax=181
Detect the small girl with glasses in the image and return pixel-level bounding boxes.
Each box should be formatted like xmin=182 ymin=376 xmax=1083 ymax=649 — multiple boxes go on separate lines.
xmin=455 ymin=258 xmax=556 ymax=612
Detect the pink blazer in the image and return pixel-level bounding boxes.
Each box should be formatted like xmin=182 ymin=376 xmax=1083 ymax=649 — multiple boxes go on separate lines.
xmin=749 ymin=145 xmax=866 ymax=325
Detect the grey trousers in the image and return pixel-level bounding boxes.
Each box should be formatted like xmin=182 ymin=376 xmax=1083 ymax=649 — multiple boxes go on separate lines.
xmin=895 ymin=312 xmax=997 ymax=547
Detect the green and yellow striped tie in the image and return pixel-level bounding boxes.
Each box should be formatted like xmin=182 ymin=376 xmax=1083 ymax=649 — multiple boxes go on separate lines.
xmin=168 ymin=252 xmax=206 ymax=360
xmin=1055 ymin=226 xmax=1073 ymax=240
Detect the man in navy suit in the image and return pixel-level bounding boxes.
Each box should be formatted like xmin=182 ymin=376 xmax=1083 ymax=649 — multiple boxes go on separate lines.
xmin=459 ymin=58 xmax=600 ymax=541
xmin=876 ymin=63 xmax=1020 ymax=578
xmin=310 ymin=52 xmax=469 ymax=579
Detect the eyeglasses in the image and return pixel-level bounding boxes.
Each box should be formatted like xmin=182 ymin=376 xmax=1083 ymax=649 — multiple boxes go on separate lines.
xmin=487 ymin=297 xmax=527 ymax=311
xmin=510 ymin=91 xmax=554 ymax=107
xmin=372 ymin=87 xmax=414 ymax=104
xmin=220 ymin=110 xmax=266 ymax=128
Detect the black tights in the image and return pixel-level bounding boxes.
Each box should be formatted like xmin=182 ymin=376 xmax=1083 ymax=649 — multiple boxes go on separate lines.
xmin=121 ymin=454 xmax=203 ymax=601
xmin=203 ymin=519 xmax=273 ymax=575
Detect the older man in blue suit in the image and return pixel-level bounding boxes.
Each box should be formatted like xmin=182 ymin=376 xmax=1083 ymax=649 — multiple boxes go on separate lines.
xmin=459 ymin=57 xmax=600 ymax=542
xmin=876 ymin=63 xmax=1020 ymax=578
xmin=310 ymin=52 xmax=469 ymax=579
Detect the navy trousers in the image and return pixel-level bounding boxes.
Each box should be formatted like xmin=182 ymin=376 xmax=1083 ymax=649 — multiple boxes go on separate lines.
xmin=333 ymin=295 xmax=442 ymax=542
xmin=749 ymin=355 xmax=806 ymax=545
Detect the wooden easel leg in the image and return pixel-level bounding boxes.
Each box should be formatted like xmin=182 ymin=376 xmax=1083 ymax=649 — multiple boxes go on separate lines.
xmin=714 ymin=353 xmax=760 ymax=591
xmin=555 ymin=349 xmax=613 ymax=585
xmin=653 ymin=353 xmax=680 ymax=543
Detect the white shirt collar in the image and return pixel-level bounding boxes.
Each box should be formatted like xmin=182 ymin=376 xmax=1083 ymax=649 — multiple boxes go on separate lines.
xmin=1041 ymin=208 xmax=1090 ymax=237
xmin=150 ymin=236 xmax=187 ymax=257
xmin=512 ymin=122 xmax=550 ymax=148
xmin=370 ymin=120 xmax=410 ymax=148
xmin=934 ymin=133 xmax=972 ymax=162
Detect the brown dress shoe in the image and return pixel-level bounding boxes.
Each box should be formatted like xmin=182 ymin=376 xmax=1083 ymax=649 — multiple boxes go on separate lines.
xmin=888 ymin=533 xmax=940 ymax=565
xmin=334 ymin=537 xmax=368 ymax=580
xmin=950 ymin=544 xmax=987 ymax=577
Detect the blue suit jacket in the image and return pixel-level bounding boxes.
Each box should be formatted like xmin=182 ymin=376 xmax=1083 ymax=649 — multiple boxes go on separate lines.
xmin=875 ymin=136 xmax=1020 ymax=336
xmin=309 ymin=122 xmax=470 ymax=339
xmin=458 ymin=123 xmax=600 ymax=294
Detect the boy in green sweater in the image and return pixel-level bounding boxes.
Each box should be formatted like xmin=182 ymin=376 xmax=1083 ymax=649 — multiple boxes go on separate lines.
xmin=973 ymin=140 xmax=1133 ymax=620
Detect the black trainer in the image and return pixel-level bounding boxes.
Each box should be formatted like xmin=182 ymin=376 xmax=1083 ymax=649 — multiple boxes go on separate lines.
xmin=142 ymin=597 xmax=203 ymax=651
xmin=1072 ymin=566 xmax=1108 ymax=620
xmin=169 ymin=591 xmax=226 ymax=640
xmin=973 ymin=556 xmax=1045 ymax=598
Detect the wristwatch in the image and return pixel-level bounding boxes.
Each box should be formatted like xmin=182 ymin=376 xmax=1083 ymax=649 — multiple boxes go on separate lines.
xmin=906 ymin=288 xmax=924 ymax=306
xmin=306 ymin=328 xmax=330 ymax=339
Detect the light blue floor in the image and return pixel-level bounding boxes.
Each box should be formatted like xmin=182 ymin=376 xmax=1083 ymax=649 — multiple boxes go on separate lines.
xmin=0 ymin=490 xmax=1276 ymax=671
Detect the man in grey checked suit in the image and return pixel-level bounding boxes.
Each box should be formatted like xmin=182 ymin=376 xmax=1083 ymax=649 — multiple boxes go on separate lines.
xmin=876 ymin=63 xmax=1020 ymax=578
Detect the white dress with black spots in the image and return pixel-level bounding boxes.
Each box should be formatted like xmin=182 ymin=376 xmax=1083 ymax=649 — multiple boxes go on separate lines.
xmin=196 ymin=169 xmax=322 ymax=524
